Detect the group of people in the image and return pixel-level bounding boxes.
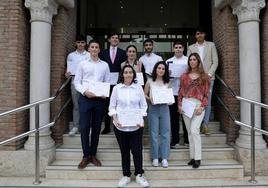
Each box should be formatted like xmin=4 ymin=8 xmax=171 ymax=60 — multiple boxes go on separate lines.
xmin=65 ymin=27 xmax=218 ymax=188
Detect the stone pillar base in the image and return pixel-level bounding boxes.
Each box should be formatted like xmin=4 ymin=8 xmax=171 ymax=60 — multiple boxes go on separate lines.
xmin=234 ymin=145 xmax=268 ymax=175
xmin=0 ymin=147 xmax=55 ymax=177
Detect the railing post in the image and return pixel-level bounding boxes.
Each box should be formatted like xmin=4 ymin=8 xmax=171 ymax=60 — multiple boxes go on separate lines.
xmin=249 ymin=103 xmax=257 ymax=184
xmin=33 ymin=105 xmax=41 ymax=185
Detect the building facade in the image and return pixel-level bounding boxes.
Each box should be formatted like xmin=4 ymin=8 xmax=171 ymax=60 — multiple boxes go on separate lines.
xmin=0 ymin=0 xmax=268 ymax=176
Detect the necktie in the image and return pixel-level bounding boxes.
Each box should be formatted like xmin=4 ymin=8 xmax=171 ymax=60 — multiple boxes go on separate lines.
xmin=111 ymin=47 xmax=116 ymax=64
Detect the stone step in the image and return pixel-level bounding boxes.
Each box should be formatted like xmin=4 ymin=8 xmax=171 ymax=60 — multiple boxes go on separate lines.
xmin=63 ymin=132 xmax=227 ymax=146
xmin=4 ymin=176 xmax=268 ymax=187
xmin=59 ymin=143 xmax=231 ymax=149
xmin=55 ymin=147 xmax=235 ymax=161
xmin=51 ymin=159 xmax=240 ymax=167
xmin=46 ymin=160 xmax=243 ymax=180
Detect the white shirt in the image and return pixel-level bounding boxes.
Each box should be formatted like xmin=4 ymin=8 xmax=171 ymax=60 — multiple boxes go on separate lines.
xmin=109 ymin=46 xmax=118 ymax=59
xmin=166 ymin=55 xmax=188 ymax=96
xmin=67 ymin=50 xmax=90 ymax=75
xmin=74 ymin=57 xmax=110 ymax=95
xmin=109 ymin=83 xmax=147 ymax=132
xmin=139 ymin=53 xmax=163 ymax=76
xmin=197 ymin=42 xmax=205 ymax=62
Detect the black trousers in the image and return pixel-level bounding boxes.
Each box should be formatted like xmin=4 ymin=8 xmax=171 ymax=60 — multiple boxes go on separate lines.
xmin=114 ymin=127 xmax=144 ymax=177
xmin=103 ymin=85 xmax=114 ymax=130
xmin=79 ymin=95 xmax=106 ymax=158
xmin=169 ymin=96 xmax=188 ymax=144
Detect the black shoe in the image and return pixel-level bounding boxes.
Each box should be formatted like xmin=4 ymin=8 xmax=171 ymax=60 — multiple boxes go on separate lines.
xmin=170 ymin=141 xmax=179 ymax=149
xmin=187 ymin=159 xmax=195 ymax=166
xmin=192 ymin=160 xmax=201 ymax=168
xmin=101 ymin=128 xmax=111 ymax=134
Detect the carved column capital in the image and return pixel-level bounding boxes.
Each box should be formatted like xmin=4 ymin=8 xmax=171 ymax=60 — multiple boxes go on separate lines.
xmin=25 ymin=0 xmax=58 ymax=24
xmin=231 ymin=0 xmax=265 ymax=24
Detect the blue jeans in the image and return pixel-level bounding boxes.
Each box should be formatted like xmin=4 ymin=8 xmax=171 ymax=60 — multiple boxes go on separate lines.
xmin=148 ymin=104 xmax=170 ymax=160
xmin=202 ymin=80 xmax=214 ymax=127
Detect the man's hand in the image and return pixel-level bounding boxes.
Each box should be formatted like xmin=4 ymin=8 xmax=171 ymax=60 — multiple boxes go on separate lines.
xmin=84 ymin=90 xmax=96 ymax=98
xmin=195 ymin=106 xmax=204 ymax=115
xmin=65 ymin=71 xmax=71 ymax=78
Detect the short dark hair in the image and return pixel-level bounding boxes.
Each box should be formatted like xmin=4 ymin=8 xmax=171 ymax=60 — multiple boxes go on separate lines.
xmin=118 ymin=65 xmax=137 ymax=84
xmin=151 ymin=61 xmax=170 ymax=84
xmin=76 ymin=35 xmax=86 ymax=41
xmin=195 ymin=26 xmax=206 ymax=34
xmin=173 ymin=40 xmax=184 ymax=47
xmin=108 ymin=33 xmax=119 ymax=39
xmin=143 ymin=38 xmax=154 ymax=46
xmin=88 ymin=39 xmax=100 ymax=47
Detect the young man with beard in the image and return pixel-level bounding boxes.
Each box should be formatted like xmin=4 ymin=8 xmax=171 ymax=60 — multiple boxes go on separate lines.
xmin=187 ymin=27 xmax=218 ymax=135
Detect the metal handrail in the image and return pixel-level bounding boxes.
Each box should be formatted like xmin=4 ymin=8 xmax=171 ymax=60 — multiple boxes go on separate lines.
xmin=215 ymin=73 xmax=268 ymax=184
xmin=0 ymin=76 xmax=71 ymax=118
xmin=0 ymin=76 xmax=72 ymax=184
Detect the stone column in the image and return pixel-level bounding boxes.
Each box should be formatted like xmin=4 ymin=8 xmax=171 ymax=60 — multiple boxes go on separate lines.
xmin=24 ymin=0 xmax=58 ymax=150
xmin=231 ymin=0 xmax=266 ymax=149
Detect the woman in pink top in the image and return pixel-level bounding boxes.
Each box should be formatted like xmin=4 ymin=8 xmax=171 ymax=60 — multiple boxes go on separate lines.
xmin=178 ymin=52 xmax=210 ymax=168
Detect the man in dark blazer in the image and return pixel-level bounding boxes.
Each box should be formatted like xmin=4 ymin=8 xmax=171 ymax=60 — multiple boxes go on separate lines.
xmin=99 ymin=33 xmax=127 ymax=134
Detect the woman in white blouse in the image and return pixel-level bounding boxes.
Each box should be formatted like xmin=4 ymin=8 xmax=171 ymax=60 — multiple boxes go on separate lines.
xmin=109 ymin=65 xmax=149 ymax=188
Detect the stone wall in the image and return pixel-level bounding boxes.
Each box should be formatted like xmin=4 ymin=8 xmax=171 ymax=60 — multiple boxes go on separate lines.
xmin=0 ymin=0 xmax=30 ymax=150
xmin=50 ymin=3 xmax=77 ymax=144
xmin=212 ymin=5 xmax=240 ymax=145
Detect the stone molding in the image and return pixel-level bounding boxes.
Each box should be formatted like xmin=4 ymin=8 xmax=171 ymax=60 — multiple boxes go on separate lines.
xmin=231 ymin=0 xmax=266 ymax=24
xmin=25 ymin=0 xmax=58 ymax=24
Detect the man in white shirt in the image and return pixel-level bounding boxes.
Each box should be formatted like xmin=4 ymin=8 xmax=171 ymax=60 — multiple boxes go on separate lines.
xmin=65 ymin=35 xmax=90 ymax=136
xmin=139 ymin=39 xmax=163 ymax=79
xmin=166 ymin=41 xmax=189 ymax=148
xmin=187 ymin=27 xmax=219 ymax=135
xmin=74 ymin=40 xmax=110 ymax=168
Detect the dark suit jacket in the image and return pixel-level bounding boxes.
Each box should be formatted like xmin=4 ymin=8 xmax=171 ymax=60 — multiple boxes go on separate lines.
xmin=99 ymin=47 xmax=127 ymax=73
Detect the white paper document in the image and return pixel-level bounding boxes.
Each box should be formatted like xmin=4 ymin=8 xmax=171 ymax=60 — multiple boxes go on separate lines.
xmin=168 ymin=63 xmax=188 ymax=78
xmin=136 ymin=73 xmax=144 ymax=85
xmin=151 ymin=88 xmax=175 ymax=104
xmin=109 ymin=72 xmax=119 ymax=85
xmin=182 ymin=98 xmax=197 ymax=118
xmin=67 ymin=61 xmax=79 ymax=75
xmin=117 ymin=109 xmax=142 ymax=127
xmin=85 ymin=81 xmax=110 ymax=97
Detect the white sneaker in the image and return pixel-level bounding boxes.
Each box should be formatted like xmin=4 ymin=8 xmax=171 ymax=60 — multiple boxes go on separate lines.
xmin=118 ymin=176 xmax=131 ymax=187
xmin=162 ymin=159 xmax=168 ymax=168
xmin=136 ymin=174 xmax=149 ymax=187
xmin=152 ymin=159 xmax=159 ymax=167
xmin=68 ymin=127 xmax=78 ymax=136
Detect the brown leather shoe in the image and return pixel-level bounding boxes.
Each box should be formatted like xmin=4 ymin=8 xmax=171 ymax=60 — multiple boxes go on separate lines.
xmin=91 ymin=156 xmax=102 ymax=166
xmin=78 ymin=157 xmax=90 ymax=169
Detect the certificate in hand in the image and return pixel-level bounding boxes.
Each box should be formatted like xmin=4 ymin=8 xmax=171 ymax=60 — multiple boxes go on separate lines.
xmin=182 ymin=98 xmax=197 ymax=118
xmin=136 ymin=73 xmax=144 ymax=85
xmin=169 ymin=63 xmax=188 ymax=78
xmin=151 ymin=88 xmax=175 ymax=104
xmin=117 ymin=109 xmax=142 ymax=127
xmin=86 ymin=81 xmax=110 ymax=97
xmin=67 ymin=61 xmax=78 ymax=75
xmin=109 ymin=72 xmax=119 ymax=85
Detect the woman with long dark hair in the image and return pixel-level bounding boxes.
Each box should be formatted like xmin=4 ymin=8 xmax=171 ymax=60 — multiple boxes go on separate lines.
xmin=109 ymin=65 xmax=149 ymax=187
xmin=144 ymin=61 xmax=172 ymax=168
xmin=178 ymin=53 xmax=210 ymax=168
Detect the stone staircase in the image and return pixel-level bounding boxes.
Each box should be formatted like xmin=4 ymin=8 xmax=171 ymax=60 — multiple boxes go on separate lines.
xmin=45 ymin=122 xmax=244 ymax=187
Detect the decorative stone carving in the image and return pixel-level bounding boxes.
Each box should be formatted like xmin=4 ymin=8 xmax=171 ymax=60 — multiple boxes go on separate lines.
xmin=231 ymin=0 xmax=266 ymax=24
xmin=25 ymin=0 xmax=58 ymax=24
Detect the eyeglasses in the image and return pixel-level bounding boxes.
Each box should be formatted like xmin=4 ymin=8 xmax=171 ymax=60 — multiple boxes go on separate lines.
xmin=174 ymin=46 xmax=183 ymax=49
